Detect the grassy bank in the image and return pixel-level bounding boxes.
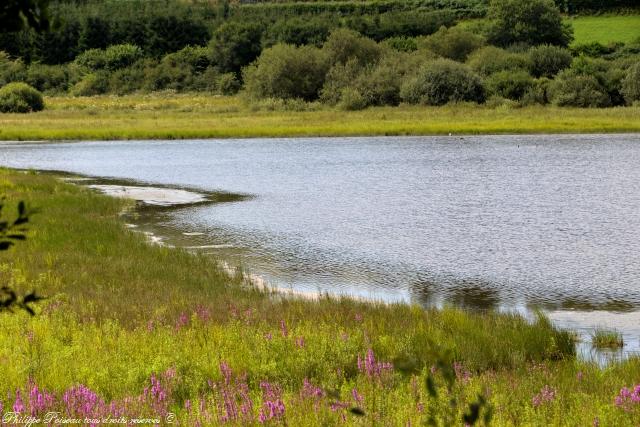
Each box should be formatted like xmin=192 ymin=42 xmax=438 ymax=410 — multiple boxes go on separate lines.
xmin=0 ymin=169 xmax=639 ymax=424
xmin=1 ymin=94 xmax=640 ymax=141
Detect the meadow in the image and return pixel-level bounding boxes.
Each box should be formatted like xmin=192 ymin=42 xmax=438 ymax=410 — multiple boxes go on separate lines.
xmin=1 ymin=94 xmax=640 ymax=141
xmin=570 ymin=14 xmax=640 ymax=45
xmin=0 ymin=169 xmax=639 ymax=425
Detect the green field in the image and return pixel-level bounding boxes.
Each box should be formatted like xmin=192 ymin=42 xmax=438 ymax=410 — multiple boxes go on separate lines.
xmin=570 ymin=15 xmax=640 ymax=45
xmin=0 ymin=169 xmax=639 ymax=425
xmin=1 ymin=94 xmax=640 ymax=141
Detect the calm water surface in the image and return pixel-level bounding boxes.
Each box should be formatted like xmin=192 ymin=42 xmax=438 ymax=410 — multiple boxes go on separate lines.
xmin=2 ymin=135 xmax=640 ymax=357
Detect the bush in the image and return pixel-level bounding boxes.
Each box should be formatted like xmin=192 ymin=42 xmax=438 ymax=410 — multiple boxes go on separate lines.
xmin=521 ymin=77 xmax=551 ymax=105
xmin=467 ymin=46 xmax=531 ymax=76
xmin=319 ymin=59 xmax=363 ymax=105
xmin=528 ymin=45 xmax=572 ymax=78
xmin=25 ymin=63 xmax=69 ymax=93
xmin=485 ymin=70 xmax=534 ymax=100
xmin=549 ymin=71 xmax=611 ymax=107
xmin=486 ymin=0 xmax=573 ymax=47
xmin=0 ymin=82 xmax=44 ymax=113
xmin=74 ymin=48 xmax=107 ymax=72
xmin=162 ymin=46 xmax=210 ymax=73
xmin=0 ymin=52 xmax=26 ymax=86
xmin=622 ymin=62 xmax=640 ymax=104
xmin=109 ymin=61 xmax=149 ymax=95
xmin=103 ymin=44 xmax=143 ymax=70
xmin=243 ymin=44 xmax=329 ymax=101
xmin=70 ymin=72 xmax=110 ymax=96
xmin=209 ymin=22 xmax=264 ymax=74
xmin=322 ymin=28 xmax=381 ymax=67
xmin=400 ymin=59 xmax=485 ymax=105
xmin=262 ymin=17 xmax=331 ymax=48
xmin=218 ymin=73 xmax=241 ymax=95
xmin=74 ymin=44 xmax=143 ymax=72
xmin=383 ymin=37 xmax=418 ymax=53
xmin=418 ymin=26 xmax=484 ymax=62
xmin=338 ymin=87 xmax=368 ymax=111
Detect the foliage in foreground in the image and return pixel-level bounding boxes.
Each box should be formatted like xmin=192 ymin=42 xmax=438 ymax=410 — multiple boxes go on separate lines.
xmin=0 ymin=169 xmax=639 ymax=425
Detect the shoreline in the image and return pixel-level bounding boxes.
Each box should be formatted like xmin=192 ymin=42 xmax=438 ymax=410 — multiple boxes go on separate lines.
xmin=1 ymin=95 xmax=639 ymax=141
xmin=82 ymin=173 xmax=639 ymax=362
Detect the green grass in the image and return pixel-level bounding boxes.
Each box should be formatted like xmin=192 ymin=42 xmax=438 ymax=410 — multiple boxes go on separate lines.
xmin=0 ymin=169 xmax=639 ymax=424
xmin=1 ymin=94 xmax=640 ymax=141
xmin=591 ymin=329 xmax=625 ymax=349
xmin=569 ymin=15 xmax=640 ymax=45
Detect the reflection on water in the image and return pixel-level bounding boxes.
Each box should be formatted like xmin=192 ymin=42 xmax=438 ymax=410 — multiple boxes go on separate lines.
xmin=2 ymin=135 xmax=640 ymax=360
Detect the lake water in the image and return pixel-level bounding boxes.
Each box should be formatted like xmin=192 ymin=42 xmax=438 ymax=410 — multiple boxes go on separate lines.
xmin=2 ymin=135 xmax=640 ymax=358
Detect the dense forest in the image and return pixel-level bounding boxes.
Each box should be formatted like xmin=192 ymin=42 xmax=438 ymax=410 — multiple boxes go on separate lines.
xmin=1 ymin=0 xmax=639 ymax=112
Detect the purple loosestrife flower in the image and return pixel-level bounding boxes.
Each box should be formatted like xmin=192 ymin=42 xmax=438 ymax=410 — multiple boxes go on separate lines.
xmin=357 ymin=349 xmax=393 ymax=378
xmin=280 ymin=320 xmax=288 ymax=338
xmin=28 ymin=383 xmax=55 ymax=416
xmin=532 ymin=385 xmax=556 ymax=408
xmin=13 ymin=390 xmax=24 ymax=413
xmin=63 ymin=385 xmax=102 ymax=417
xmin=300 ymin=379 xmax=324 ymax=400
xmin=220 ymin=362 xmax=233 ymax=385
xmin=614 ymin=384 xmax=640 ymax=411
xmin=355 ymin=313 xmax=363 ymax=322
xmin=264 ymin=332 xmax=273 ymax=341
xmin=258 ymin=382 xmax=285 ymax=423
xmin=329 ymin=400 xmax=349 ymax=412
xmin=175 ymin=312 xmax=189 ymax=330
xmin=195 ymin=305 xmax=212 ymax=323
xmin=351 ymin=388 xmax=363 ymax=404
xmin=453 ymin=362 xmax=472 ymax=384
xmin=296 ymin=336 xmax=305 ymax=348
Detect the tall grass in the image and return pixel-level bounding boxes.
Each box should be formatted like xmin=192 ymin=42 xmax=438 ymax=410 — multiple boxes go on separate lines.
xmin=1 ymin=94 xmax=640 ymax=141
xmin=0 ymin=169 xmax=639 ymax=425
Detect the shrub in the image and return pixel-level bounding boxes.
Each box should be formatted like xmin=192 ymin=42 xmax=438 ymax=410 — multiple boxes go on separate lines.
xmin=466 ymin=46 xmax=531 ymax=76
xmin=528 ymin=45 xmax=572 ymax=78
xmin=0 ymin=52 xmax=26 ymax=86
xmin=243 ymin=44 xmax=329 ymax=101
xmin=109 ymin=61 xmax=149 ymax=95
xmin=162 ymin=46 xmax=210 ymax=73
xmin=338 ymin=87 xmax=367 ymax=111
xmin=262 ymin=17 xmax=331 ymax=48
xmin=25 ymin=63 xmax=69 ymax=93
xmin=418 ymin=26 xmax=484 ymax=62
xmin=319 ymin=59 xmax=363 ymax=105
xmin=549 ymin=71 xmax=610 ymax=107
xmin=0 ymin=82 xmax=44 ymax=113
xmin=622 ymin=62 xmax=640 ymax=104
xmin=486 ymin=0 xmax=573 ymax=47
xmin=322 ymin=28 xmax=381 ymax=67
xmin=485 ymin=70 xmax=534 ymax=100
xmin=400 ymin=59 xmax=485 ymax=105
xmin=74 ymin=48 xmax=107 ymax=72
xmin=70 ymin=72 xmax=110 ymax=96
xmin=383 ymin=37 xmax=418 ymax=53
xmin=209 ymin=22 xmax=263 ymax=74
xmin=103 ymin=44 xmax=143 ymax=70
xmin=521 ymin=77 xmax=551 ymax=105
xmin=218 ymin=73 xmax=241 ymax=95
xmin=567 ymin=56 xmax=626 ymax=106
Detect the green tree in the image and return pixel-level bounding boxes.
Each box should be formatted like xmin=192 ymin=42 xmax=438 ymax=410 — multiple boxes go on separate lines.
xmin=0 ymin=0 xmax=49 ymax=33
xmin=243 ymin=43 xmax=329 ymax=101
xmin=209 ymin=22 xmax=263 ymax=74
xmin=486 ymin=0 xmax=573 ymax=47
